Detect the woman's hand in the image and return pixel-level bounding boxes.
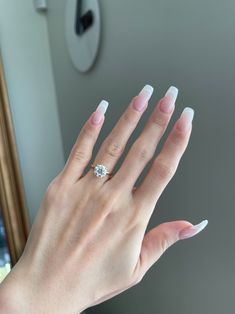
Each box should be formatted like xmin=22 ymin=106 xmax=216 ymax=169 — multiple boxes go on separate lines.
xmin=0 ymin=85 xmax=208 ymax=313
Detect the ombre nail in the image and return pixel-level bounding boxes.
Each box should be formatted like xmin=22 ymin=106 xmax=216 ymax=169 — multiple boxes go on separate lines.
xmin=177 ymin=107 xmax=194 ymax=132
xmin=160 ymin=86 xmax=178 ymax=113
xmin=133 ymin=84 xmax=154 ymax=112
xmin=179 ymin=219 xmax=208 ymax=240
xmin=91 ymin=100 xmax=109 ymax=125
xmin=96 ymin=100 xmax=109 ymax=114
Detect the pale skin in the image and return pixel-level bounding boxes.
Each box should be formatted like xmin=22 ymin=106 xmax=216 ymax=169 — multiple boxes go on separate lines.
xmin=0 ymin=85 xmax=208 ymax=313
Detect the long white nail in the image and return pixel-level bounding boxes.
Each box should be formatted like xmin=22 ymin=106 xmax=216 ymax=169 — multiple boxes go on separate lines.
xmin=138 ymin=84 xmax=154 ymax=101
xmin=91 ymin=100 xmax=109 ymax=125
xmin=179 ymin=219 xmax=208 ymax=240
xmin=182 ymin=107 xmax=194 ymax=121
xmin=96 ymin=100 xmax=109 ymax=114
xmin=177 ymin=107 xmax=195 ymax=132
xmin=160 ymin=85 xmax=178 ymax=113
xmin=165 ymin=86 xmax=178 ymax=103
xmin=133 ymin=84 xmax=154 ymax=112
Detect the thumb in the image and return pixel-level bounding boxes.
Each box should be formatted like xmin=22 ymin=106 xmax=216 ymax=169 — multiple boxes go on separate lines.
xmin=138 ymin=219 xmax=208 ymax=275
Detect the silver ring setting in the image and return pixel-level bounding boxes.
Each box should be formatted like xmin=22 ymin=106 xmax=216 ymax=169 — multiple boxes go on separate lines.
xmin=91 ymin=164 xmax=112 ymax=178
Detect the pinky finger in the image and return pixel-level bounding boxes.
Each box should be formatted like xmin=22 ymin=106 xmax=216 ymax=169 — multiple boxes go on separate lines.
xmin=62 ymin=100 xmax=109 ymax=184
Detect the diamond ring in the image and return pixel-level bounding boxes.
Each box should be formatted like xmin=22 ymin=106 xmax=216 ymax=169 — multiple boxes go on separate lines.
xmin=90 ymin=163 xmax=113 ymax=178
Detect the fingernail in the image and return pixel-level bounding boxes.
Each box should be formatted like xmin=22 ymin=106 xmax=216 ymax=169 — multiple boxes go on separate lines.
xmin=133 ymin=84 xmax=154 ymax=112
xmin=91 ymin=100 xmax=109 ymax=125
xmin=176 ymin=107 xmax=194 ymax=132
xmin=179 ymin=219 xmax=208 ymax=240
xmin=160 ymin=86 xmax=178 ymax=113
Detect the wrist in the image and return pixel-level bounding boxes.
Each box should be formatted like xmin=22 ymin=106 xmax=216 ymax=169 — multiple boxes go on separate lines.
xmin=0 ymin=258 xmax=31 ymax=314
xmin=0 ymin=278 xmax=22 ymax=313
xmin=0 ymin=288 xmax=18 ymax=314
xmin=0 ymin=258 xmax=86 ymax=314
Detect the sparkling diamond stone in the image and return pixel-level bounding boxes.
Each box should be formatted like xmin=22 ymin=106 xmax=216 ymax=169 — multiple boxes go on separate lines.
xmin=94 ymin=164 xmax=108 ymax=178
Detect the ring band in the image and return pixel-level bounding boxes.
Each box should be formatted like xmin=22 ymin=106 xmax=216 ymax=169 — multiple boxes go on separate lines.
xmin=90 ymin=163 xmax=113 ymax=178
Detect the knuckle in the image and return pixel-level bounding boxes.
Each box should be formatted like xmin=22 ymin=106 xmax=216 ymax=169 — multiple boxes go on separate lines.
xmin=170 ymin=129 xmax=186 ymax=146
xmin=133 ymin=141 xmax=154 ymax=162
xmin=151 ymin=112 xmax=167 ymax=128
xmin=81 ymin=124 xmax=95 ymax=140
xmin=104 ymin=137 xmax=123 ymax=159
xmin=160 ymin=232 xmax=170 ymax=253
xmin=154 ymin=158 xmax=176 ymax=180
xmin=45 ymin=176 xmax=67 ymax=204
xmin=73 ymin=149 xmax=90 ymax=164
xmin=123 ymin=110 xmax=136 ymax=126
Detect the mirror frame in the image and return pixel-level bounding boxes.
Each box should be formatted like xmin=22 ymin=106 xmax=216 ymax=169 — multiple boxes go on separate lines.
xmin=0 ymin=55 xmax=30 ymax=267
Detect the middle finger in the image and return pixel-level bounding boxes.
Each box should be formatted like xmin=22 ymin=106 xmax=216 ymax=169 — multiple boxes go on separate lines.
xmin=109 ymin=86 xmax=178 ymax=191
